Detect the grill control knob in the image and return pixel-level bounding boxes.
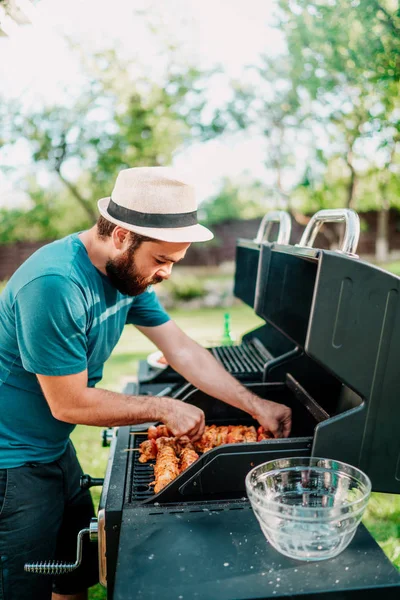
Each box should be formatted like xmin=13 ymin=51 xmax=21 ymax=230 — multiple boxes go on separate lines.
xmin=102 ymin=427 xmax=114 ymax=447
xmin=80 ymin=474 xmax=104 ymax=490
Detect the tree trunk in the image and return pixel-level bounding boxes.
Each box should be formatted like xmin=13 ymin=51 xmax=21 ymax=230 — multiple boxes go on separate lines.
xmin=56 ymin=170 xmax=97 ymax=222
xmin=375 ymin=200 xmax=390 ymax=263
xmin=346 ymin=153 xmax=356 ymax=208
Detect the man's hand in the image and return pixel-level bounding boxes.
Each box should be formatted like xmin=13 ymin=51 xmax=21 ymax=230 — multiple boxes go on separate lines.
xmin=160 ymin=398 xmax=205 ymax=442
xmin=251 ymin=397 xmax=292 ymax=438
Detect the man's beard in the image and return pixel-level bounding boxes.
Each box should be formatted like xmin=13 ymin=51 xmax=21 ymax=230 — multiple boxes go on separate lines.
xmin=105 ymin=248 xmax=163 ymax=296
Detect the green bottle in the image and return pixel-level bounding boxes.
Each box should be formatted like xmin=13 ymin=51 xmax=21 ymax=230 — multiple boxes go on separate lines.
xmin=221 ymin=312 xmax=235 ymax=346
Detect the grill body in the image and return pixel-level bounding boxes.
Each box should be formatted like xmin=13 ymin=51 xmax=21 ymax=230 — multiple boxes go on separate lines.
xmin=99 ymin=238 xmax=400 ymax=598
xmin=101 ymin=376 xmax=399 ymax=597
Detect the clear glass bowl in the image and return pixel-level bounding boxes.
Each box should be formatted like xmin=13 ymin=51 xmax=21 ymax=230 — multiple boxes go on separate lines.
xmin=245 ymin=457 xmax=371 ymax=561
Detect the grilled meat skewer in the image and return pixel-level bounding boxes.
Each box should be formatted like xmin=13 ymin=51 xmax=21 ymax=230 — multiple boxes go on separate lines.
xmin=152 ymin=445 xmax=180 ymax=494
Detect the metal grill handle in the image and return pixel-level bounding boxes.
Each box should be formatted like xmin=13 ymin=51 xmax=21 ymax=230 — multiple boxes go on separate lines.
xmin=25 ymin=523 xmax=97 ymax=575
xmin=298 ymin=208 xmax=360 ymax=255
xmin=254 ymin=211 xmax=292 ymax=244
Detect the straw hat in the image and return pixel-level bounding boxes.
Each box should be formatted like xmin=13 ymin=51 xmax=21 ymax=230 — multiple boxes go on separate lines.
xmin=98 ymin=167 xmax=213 ymax=243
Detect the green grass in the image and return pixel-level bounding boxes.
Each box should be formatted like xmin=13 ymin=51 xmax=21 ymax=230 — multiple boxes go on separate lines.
xmin=99 ymin=304 xmax=263 ymax=390
xmin=380 ymin=260 xmax=400 ymax=276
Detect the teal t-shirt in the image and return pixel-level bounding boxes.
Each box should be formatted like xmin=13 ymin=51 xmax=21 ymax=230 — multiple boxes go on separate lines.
xmin=0 ymin=233 xmax=170 ymax=468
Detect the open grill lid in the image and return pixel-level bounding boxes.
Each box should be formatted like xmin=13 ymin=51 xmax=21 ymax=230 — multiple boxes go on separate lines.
xmin=255 ymin=209 xmax=400 ymax=493
xmin=233 ymin=210 xmax=292 ymax=308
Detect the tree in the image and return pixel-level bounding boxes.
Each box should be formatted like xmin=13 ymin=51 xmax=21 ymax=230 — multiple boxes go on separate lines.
xmin=222 ymin=54 xmax=306 ymax=214
xmin=0 ymin=47 xmax=214 ymax=240
xmin=276 ymin=0 xmax=400 ymax=258
xmin=199 ymin=176 xmax=274 ymax=226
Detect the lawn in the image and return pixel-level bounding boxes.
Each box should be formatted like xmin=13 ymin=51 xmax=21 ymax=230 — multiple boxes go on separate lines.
xmin=70 ymin=300 xmax=400 ymax=599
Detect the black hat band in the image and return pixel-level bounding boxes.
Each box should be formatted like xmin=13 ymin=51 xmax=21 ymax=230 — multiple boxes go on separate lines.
xmin=107 ymin=199 xmax=198 ymax=228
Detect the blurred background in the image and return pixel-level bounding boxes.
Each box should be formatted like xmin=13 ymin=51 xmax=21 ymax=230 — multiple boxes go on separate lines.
xmin=0 ymin=1 xmax=399 ymax=597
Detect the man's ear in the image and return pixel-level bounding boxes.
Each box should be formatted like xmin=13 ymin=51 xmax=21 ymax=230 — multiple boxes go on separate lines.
xmin=112 ymin=227 xmax=130 ymax=251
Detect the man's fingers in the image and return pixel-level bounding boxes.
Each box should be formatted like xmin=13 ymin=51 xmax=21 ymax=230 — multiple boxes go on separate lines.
xmin=187 ymin=415 xmax=205 ymax=442
xmin=268 ymin=419 xmax=282 ymax=439
xmin=282 ymin=416 xmax=292 ymax=438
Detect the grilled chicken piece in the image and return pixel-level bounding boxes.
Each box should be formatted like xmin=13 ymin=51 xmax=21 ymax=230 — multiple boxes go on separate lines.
xmin=155 ymin=436 xmax=177 ymax=451
xmin=148 ymin=424 xmax=171 ymax=440
xmin=226 ymin=425 xmax=247 ymax=444
xmin=244 ymin=426 xmax=257 ymax=442
xmin=195 ymin=425 xmax=258 ymax=452
xmin=257 ymin=426 xmax=274 ymax=441
xmin=153 ymin=446 xmax=180 ymax=493
xmin=138 ymin=439 xmax=158 ymax=463
xmin=176 ymin=436 xmax=195 ymax=455
xmin=194 ymin=425 xmax=219 ymax=453
xmin=139 ymin=436 xmax=193 ymax=463
xmin=179 ymin=447 xmax=199 ymax=472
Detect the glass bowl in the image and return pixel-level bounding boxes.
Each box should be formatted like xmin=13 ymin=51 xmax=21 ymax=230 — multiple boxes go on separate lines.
xmin=245 ymin=457 xmax=371 ymax=561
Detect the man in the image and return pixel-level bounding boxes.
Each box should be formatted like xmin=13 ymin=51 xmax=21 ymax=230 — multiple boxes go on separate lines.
xmin=0 ymin=167 xmax=291 ymax=600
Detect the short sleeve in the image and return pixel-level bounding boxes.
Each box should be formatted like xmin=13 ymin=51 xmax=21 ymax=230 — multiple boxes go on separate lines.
xmin=14 ymin=275 xmax=88 ymax=376
xmin=126 ymin=287 xmax=170 ymax=327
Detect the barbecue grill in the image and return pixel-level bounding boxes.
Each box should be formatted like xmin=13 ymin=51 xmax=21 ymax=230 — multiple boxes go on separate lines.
xmin=137 ymin=210 xmax=294 ymax=385
xmin=25 ymin=209 xmax=400 ymax=598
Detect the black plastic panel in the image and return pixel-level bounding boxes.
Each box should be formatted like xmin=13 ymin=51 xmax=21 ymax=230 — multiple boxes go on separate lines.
xmin=306 ymin=251 xmax=400 ymax=493
xmin=255 ymin=245 xmax=318 ymax=347
xmin=114 ymin=507 xmax=400 ymax=600
xmin=233 ymin=239 xmax=261 ymax=308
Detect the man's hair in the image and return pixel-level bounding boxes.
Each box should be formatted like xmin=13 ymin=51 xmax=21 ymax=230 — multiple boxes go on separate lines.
xmin=97 ymin=216 xmax=157 ymax=250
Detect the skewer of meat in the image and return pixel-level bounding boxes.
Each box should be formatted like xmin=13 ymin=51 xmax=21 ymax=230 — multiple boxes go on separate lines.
xmin=138 ymin=439 xmax=158 ymax=463
xmin=226 ymin=425 xmax=257 ymax=444
xmin=153 ymin=445 xmax=180 ymax=494
xmin=148 ymin=424 xmax=171 ymax=440
xmin=179 ymin=447 xmax=199 ymax=472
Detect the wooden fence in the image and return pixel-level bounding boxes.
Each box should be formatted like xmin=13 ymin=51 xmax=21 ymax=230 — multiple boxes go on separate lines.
xmin=1 ymin=210 xmax=400 ymax=279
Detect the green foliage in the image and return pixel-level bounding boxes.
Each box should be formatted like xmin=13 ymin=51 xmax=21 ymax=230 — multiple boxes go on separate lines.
xmin=199 ymin=177 xmax=270 ymax=225
xmin=0 ymin=48 xmax=214 ymax=242
xmin=275 ymin=0 xmax=400 ymax=211
xmin=166 ymin=277 xmax=207 ymax=301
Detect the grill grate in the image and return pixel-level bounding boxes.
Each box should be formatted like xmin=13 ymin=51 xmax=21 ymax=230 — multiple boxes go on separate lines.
xmin=211 ymin=340 xmax=270 ymax=374
xmin=126 ymin=433 xmax=156 ymax=503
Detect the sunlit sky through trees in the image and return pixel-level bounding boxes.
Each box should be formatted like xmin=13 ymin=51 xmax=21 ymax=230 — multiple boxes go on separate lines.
xmin=0 ymin=0 xmax=288 ymax=207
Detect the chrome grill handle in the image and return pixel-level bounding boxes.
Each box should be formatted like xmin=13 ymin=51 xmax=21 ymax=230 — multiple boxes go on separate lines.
xmin=25 ymin=524 xmax=96 ymax=575
xmin=254 ymin=211 xmax=292 ymax=245
xmin=298 ymin=208 xmax=360 ymax=256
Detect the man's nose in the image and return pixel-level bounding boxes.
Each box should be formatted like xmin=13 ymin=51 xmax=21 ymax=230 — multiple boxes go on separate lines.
xmin=157 ymin=264 xmax=173 ymax=279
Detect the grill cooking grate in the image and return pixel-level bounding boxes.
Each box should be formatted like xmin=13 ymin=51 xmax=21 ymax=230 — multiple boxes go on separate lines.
xmin=126 ymin=433 xmax=156 ymax=503
xmin=210 ymin=340 xmax=271 ymax=374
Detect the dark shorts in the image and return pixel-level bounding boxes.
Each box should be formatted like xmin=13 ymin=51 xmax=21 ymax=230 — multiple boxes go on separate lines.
xmin=0 ymin=442 xmax=99 ymax=599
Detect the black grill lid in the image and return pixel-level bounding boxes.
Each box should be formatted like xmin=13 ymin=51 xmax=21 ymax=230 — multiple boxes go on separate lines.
xmin=255 ymin=209 xmax=361 ymax=348
xmin=307 ymin=251 xmax=400 ymax=491
xmin=255 ymin=210 xmax=400 ymax=492
xmin=234 ymin=211 xmax=292 ymax=308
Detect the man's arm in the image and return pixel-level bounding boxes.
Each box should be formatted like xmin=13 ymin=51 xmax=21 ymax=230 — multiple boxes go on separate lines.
xmin=137 ymin=320 xmax=292 ymax=438
xmin=37 ymin=370 xmax=205 ymax=440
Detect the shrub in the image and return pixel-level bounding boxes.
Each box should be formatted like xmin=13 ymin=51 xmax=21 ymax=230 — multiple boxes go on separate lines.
xmin=168 ymin=277 xmax=207 ymax=301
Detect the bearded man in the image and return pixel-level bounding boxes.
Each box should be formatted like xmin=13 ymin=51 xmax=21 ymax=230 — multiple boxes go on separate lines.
xmin=0 ymin=167 xmax=291 ymax=600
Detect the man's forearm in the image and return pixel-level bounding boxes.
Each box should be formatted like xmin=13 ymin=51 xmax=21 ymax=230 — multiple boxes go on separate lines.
xmin=165 ymin=339 xmax=259 ymax=416
xmin=55 ymin=387 xmax=169 ymax=427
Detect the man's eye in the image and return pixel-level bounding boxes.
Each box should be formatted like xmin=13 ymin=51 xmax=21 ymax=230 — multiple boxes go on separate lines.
xmin=155 ymin=259 xmax=164 ymax=265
